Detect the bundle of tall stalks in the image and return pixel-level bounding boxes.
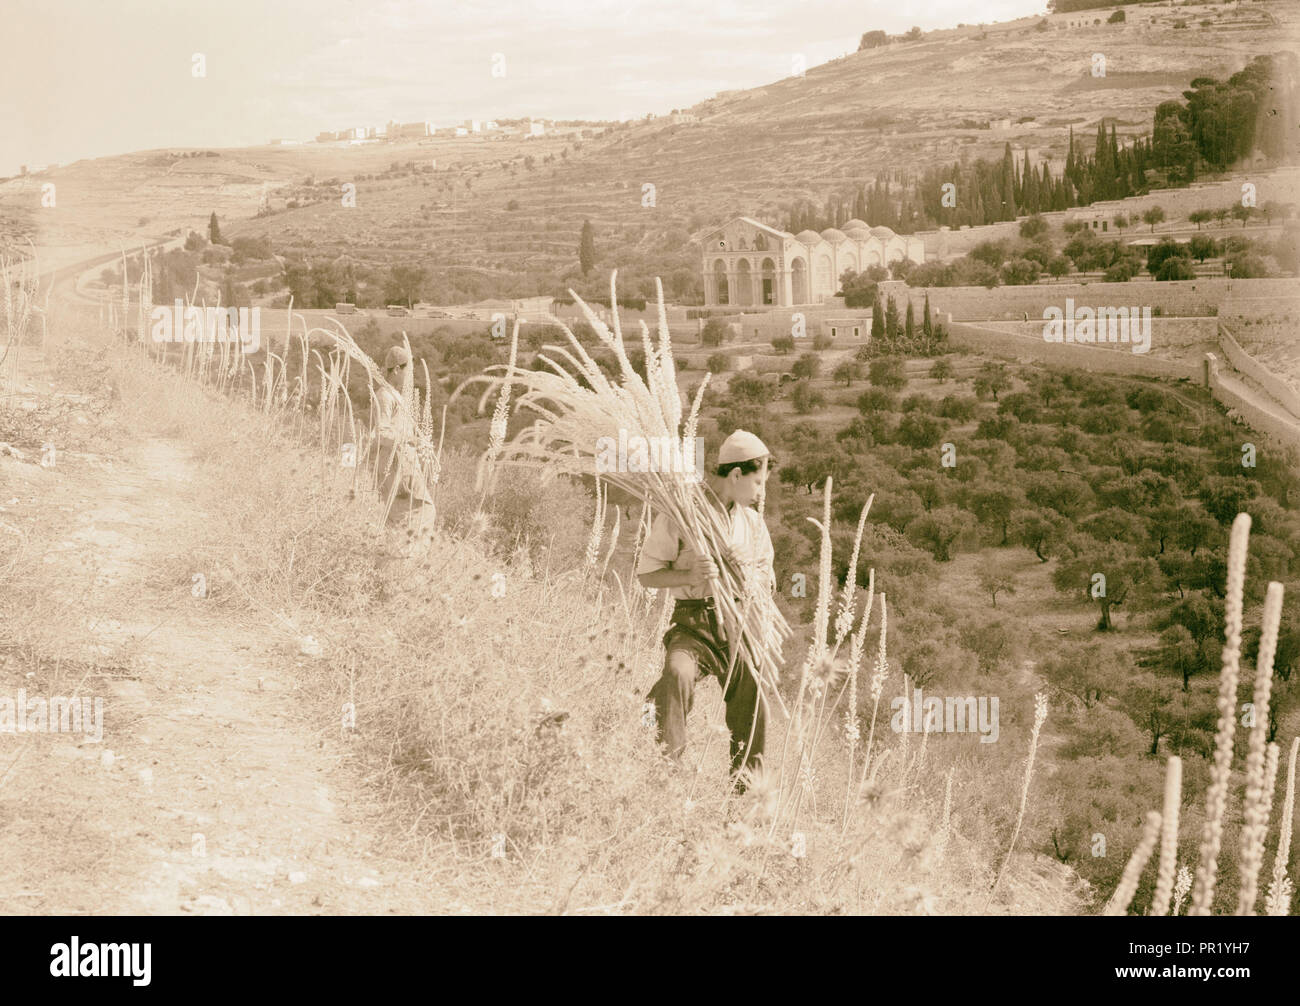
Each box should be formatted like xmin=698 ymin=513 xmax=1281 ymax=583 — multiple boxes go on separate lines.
xmin=457 ymin=272 xmax=793 ymax=714
xmin=128 ymin=259 xmax=445 ymax=532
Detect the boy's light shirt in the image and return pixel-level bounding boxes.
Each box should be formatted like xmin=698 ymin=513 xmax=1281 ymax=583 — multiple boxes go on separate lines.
xmin=636 ymin=501 xmax=776 ymax=601
xmin=372 ymin=383 xmax=413 ymax=438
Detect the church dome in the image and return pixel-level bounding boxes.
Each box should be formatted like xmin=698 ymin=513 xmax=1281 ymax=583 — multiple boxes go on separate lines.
xmin=820 ymin=227 xmax=847 ymax=242
xmin=843 ymin=218 xmax=869 ymax=230
xmin=870 ymin=225 xmax=897 ymax=239
xmin=794 ymin=229 xmax=822 ymax=244
xmin=844 ymin=226 xmax=871 ymax=240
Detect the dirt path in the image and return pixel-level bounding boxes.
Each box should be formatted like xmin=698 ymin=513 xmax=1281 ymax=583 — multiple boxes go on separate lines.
xmin=1 ymin=359 xmax=458 ymax=916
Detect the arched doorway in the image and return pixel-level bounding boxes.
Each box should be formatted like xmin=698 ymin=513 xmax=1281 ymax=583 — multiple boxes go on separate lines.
xmin=790 ymin=257 xmax=808 ymax=304
xmin=735 ymin=258 xmax=753 ymax=307
xmin=760 ymin=258 xmax=776 ymax=305
xmin=712 ymin=258 xmax=729 ymax=305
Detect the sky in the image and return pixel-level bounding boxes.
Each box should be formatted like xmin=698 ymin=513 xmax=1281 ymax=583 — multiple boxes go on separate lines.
xmin=0 ymin=0 xmax=1050 ymax=178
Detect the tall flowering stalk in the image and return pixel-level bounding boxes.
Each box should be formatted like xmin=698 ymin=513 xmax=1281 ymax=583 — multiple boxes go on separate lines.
xmin=1236 ymin=581 xmax=1285 ymax=915
xmin=1190 ymin=513 xmax=1252 ymax=916
xmin=855 ymin=593 xmax=889 ymax=794
xmin=1265 ymin=737 xmax=1299 ymax=917
xmin=841 ymin=565 xmax=875 ymax=831
xmin=1104 ymin=812 xmax=1163 ymax=916
xmin=1172 ymin=866 xmax=1192 ymax=916
xmin=585 ymin=479 xmax=607 ymax=568
xmin=1149 ymin=756 xmax=1182 ymax=916
xmin=987 ymin=693 xmax=1049 ymax=905
xmin=488 ymin=319 xmax=519 ymax=457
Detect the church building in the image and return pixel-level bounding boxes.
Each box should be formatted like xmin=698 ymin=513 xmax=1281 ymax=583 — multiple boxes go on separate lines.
xmin=699 ymin=216 xmax=926 ymax=307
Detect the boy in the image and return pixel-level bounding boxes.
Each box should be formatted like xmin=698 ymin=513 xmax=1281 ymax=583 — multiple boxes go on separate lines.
xmin=370 ymin=344 xmax=434 ymax=522
xmin=636 ymin=430 xmax=777 ymax=790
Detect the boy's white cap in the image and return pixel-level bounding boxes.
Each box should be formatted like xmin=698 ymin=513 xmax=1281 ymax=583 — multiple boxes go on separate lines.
xmin=383 ymin=345 xmax=411 ymax=370
xmin=718 ymin=429 xmax=771 ymax=465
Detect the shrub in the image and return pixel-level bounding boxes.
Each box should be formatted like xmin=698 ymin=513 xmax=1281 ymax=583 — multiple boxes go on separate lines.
xmin=1104 ymin=259 xmax=1138 ymax=282
xmin=896 ymin=412 xmax=944 ymax=449
xmin=938 ymin=395 xmax=978 ymax=421
xmin=706 ymin=352 xmax=730 ymax=372
xmin=869 ymin=356 xmax=907 ymax=390
xmin=791 ymin=381 xmax=825 ymax=414
xmin=857 ymin=388 xmax=897 ymax=413
xmin=791 ymin=352 xmax=820 ymax=380
xmin=1227 ymin=254 xmax=1269 ymax=279
xmin=1156 ymin=257 xmax=1195 ymax=281
xmin=1019 ymin=215 xmax=1048 ymax=239
xmin=1001 ymin=258 xmax=1039 ymax=286
xmin=701 ymin=318 xmax=729 ymax=346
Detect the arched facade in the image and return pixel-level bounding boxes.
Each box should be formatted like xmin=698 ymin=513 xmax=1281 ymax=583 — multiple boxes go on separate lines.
xmin=701 ymin=216 xmax=926 ymax=306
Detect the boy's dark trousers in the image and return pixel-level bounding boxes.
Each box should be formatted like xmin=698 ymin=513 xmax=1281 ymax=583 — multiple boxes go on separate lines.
xmin=645 ymin=597 xmax=766 ymax=784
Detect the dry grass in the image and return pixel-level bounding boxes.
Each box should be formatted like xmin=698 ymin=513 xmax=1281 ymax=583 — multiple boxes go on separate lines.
xmin=5 ymin=265 xmax=1110 ymax=914
xmin=17 ymin=257 xmax=1300 ymax=914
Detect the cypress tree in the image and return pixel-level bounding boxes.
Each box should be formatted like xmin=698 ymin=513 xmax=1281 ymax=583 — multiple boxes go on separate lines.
xmin=579 ymin=219 xmax=597 ymax=276
xmin=923 ymin=292 xmax=933 ymax=337
xmin=871 ymin=288 xmax=884 ymax=341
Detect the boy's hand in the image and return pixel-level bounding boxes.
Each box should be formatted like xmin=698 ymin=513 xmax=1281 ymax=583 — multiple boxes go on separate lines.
xmin=680 ymin=547 xmax=719 ymax=587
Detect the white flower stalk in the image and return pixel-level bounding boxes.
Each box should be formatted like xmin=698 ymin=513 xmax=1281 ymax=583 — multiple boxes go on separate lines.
xmin=808 ymin=477 xmax=833 ymax=663
xmin=1191 ymin=512 xmax=1251 ymax=917
xmin=834 ymin=495 xmax=875 ymax=648
xmin=988 ymin=693 xmax=1048 ymax=905
xmin=840 ymin=568 xmax=875 ymax=832
xmin=794 ymin=477 xmax=834 ymax=740
xmin=488 ymin=319 xmax=520 ymax=456
xmin=585 ymin=480 xmax=606 ymax=568
xmin=1104 ymin=811 xmax=1163 ymax=916
xmin=1236 ymin=581 xmax=1285 ymax=915
xmin=683 ymin=373 xmax=709 ymax=446
xmin=1149 ymin=756 xmax=1182 ymax=916
xmin=1264 ymin=876 xmax=1294 ymax=917
xmin=871 ymin=592 xmax=888 ymax=705
xmin=1172 ymin=866 xmax=1192 ymax=916
xmin=1265 ymin=736 xmax=1299 ymax=917
xmin=655 ymin=278 xmax=681 ymax=433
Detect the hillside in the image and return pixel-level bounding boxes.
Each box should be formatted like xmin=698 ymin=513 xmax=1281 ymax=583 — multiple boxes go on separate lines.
xmin=2 ymin=2 xmax=1294 ymax=299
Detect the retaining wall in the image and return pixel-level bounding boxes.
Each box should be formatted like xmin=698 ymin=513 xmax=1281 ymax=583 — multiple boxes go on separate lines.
xmin=979 ymin=317 xmax=1218 ymax=348
xmin=1207 ymin=362 xmax=1300 ymax=450
xmin=1218 ymin=326 xmax=1300 ymax=421
xmin=946 ymin=321 xmax=1202 ymax=381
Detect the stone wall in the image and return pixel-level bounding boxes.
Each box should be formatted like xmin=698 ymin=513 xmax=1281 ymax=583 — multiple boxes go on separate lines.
xmin=1206 ymin=357 xmax=1300 ymax=451
xmin=907 ymin=278 xmax=1296 ymax=322
xmin=946 ymin=321 xmax=1203 ymax=381
xmin=1218 ymin=327 xmax=1300 ymax=421
xmin=949 ymin=320 xmax=1300 ymax=450
xmin=979 ymin=317 xmax=1219 ymax=347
